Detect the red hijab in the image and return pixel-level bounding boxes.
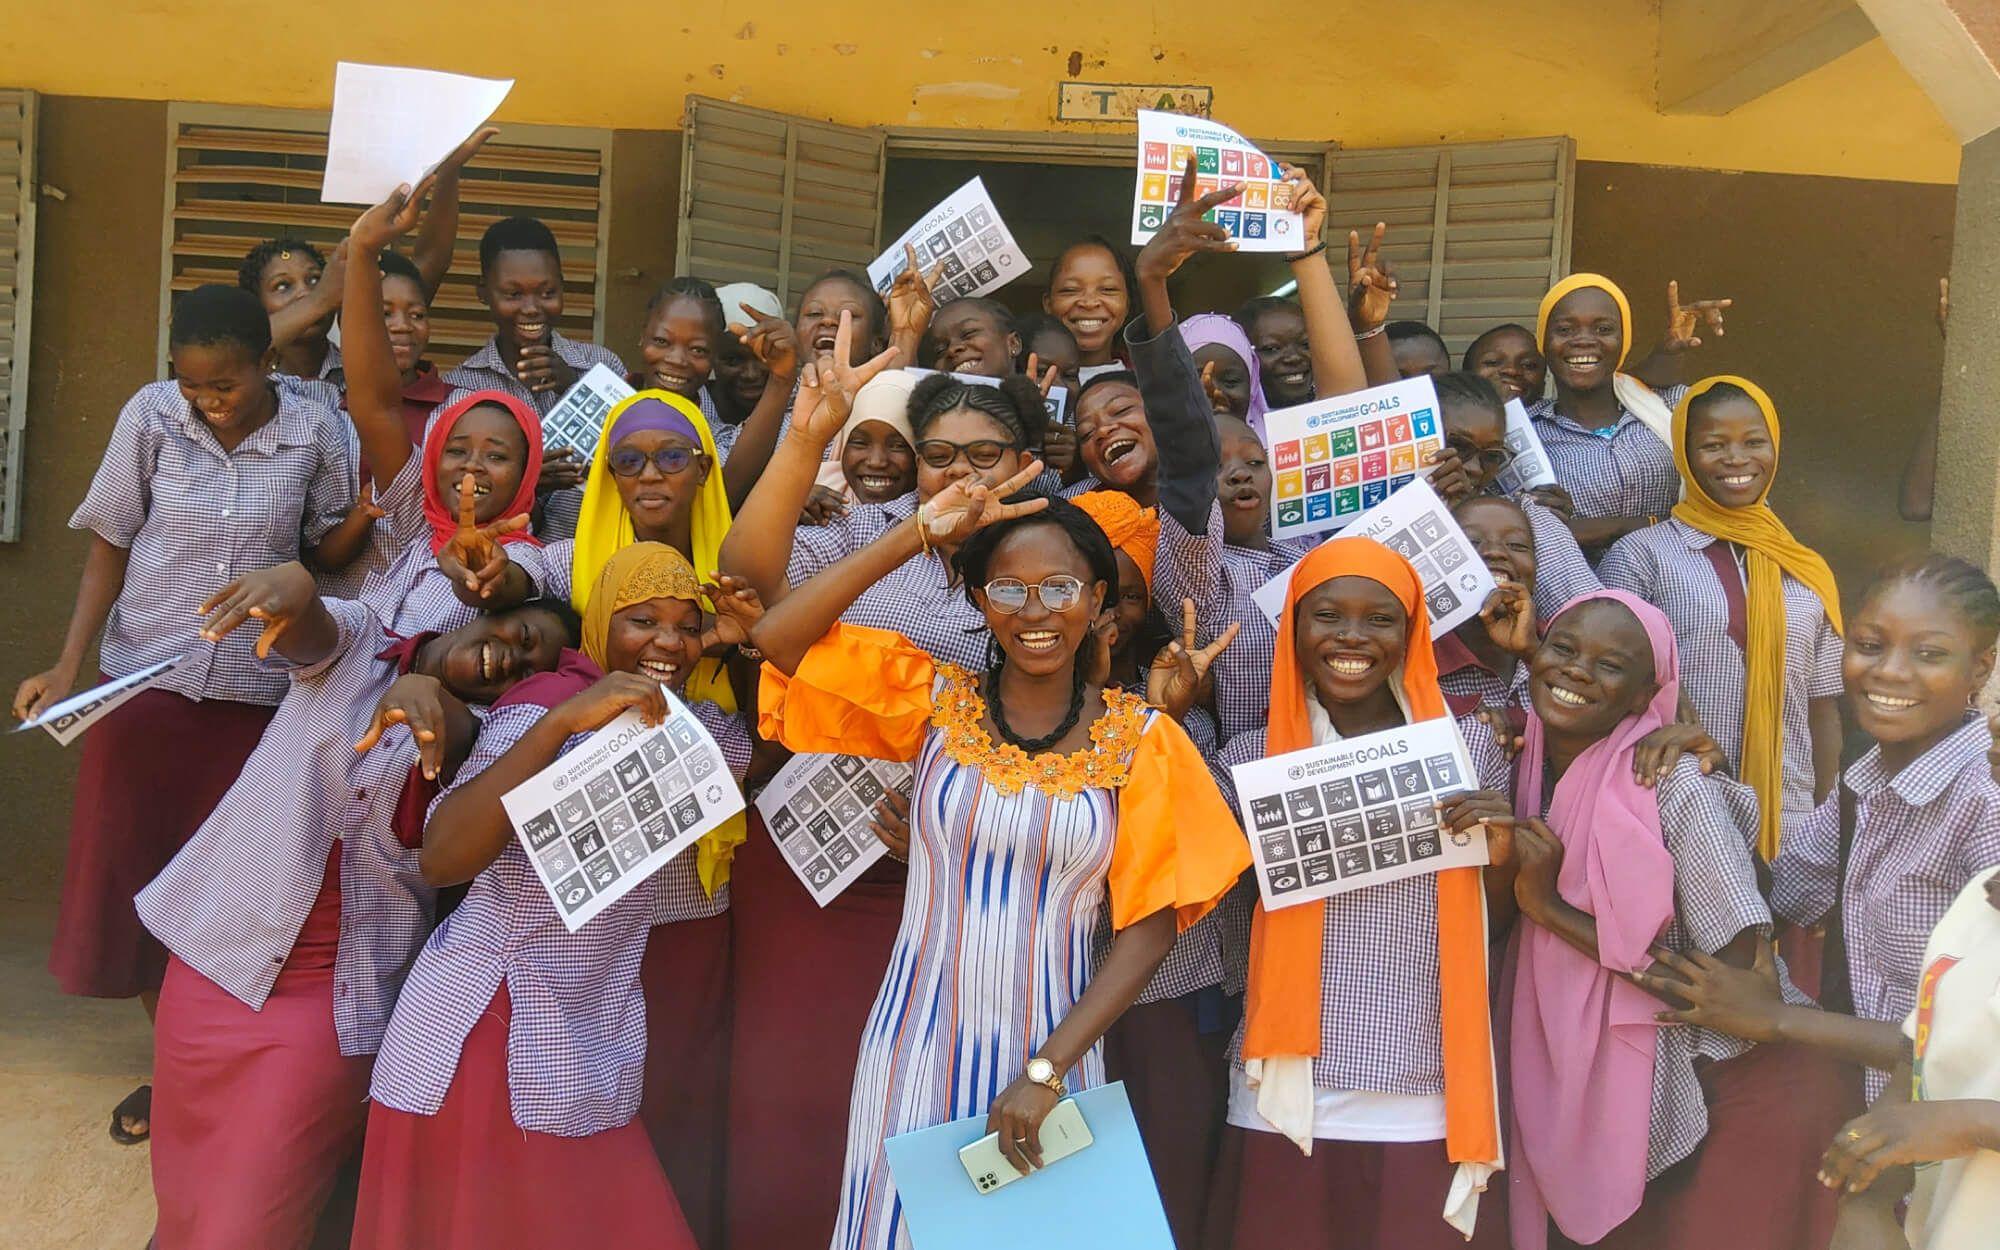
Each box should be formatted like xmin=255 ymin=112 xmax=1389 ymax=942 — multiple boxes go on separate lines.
xmin=420 ymin=390 xmax=545 ymax=555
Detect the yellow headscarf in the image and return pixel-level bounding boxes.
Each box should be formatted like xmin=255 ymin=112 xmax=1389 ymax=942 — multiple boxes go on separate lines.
xmin=1536 ymin=274 xmax=1675 ymax=448
xmin=572 ymin=392 xmax=744 ymax=890
xmin=580 ymin=541 xmax=703 ymax=669
xmin=1671 ymin=375 xmax=1842 ymax=860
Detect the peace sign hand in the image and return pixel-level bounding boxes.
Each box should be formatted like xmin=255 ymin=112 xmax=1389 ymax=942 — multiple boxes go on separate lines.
xmin=727 ymin=303 xmax=800 ymax=382
xmin=793 ymin=309 xmax=899 ymax=446
xmin=1135 ymin=154 xmax=1243 ymax=284
xmin=1147 ymin=599 xmax=1240 ymax=722
xmin=435 ymin=472 xmax=530 ymax=600
xmin=917 ymin=458 xmax=1049 ymax=547
xmin=887 ymin=242 xmax=942 ymax=347
xmin=1347 ymin=223 xmax=1399 ymax=331
xmin=1662 ymin=280 xmax=1731 ymax=353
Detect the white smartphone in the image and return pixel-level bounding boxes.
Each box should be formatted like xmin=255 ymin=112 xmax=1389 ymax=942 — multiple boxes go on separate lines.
xmin=957 ymin=1097 xmax=1095 ymax=1195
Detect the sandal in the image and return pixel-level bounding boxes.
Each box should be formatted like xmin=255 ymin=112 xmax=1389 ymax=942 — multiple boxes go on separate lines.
xmin=109 ymin=1083 xmax=151 ymax=1145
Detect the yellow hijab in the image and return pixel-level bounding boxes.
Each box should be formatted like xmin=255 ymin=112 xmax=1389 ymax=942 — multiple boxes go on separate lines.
xmin=580 ymin=541 xmax=703 ymax=670
xmin=1536 ymin=273 xmax=1675 ymax=447
xmin=572 ymin=391 xmax=744 ymax=889
xmin=1671 ymin=375 xmax=1842 ymax=860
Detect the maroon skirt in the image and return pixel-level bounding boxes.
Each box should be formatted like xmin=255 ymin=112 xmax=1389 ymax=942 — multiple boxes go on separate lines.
xmin=1102 ymin=994 xmax=1231 ymax=1249
xmin=639 ymin=911 xmax=732 ymax=1250
xmin=1553 ymin=1042 xmax=1860 ymax=1250
xmin=150 ymin=853 xmax=370 ymax=1250
xmin=1206 ymin=1127 xmax=1510 ymax=1250
xmin=723 ymin=813 xmax=904 ymax=1250
xmin=51 ymin=685 xmax=277 ymax=997
xmin=351 ymin=985 xmax=696 ymax=1250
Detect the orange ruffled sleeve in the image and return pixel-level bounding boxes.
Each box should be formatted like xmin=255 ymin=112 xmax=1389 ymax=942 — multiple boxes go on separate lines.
xmin=1108 ymin=714 xmax=1253 ymax=933
xmin=757 ymin=623 xmax=937 ymax=763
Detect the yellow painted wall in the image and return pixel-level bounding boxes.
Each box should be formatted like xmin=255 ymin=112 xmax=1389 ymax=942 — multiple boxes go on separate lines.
xmin=0 ymin=2 xmax=1959 ymax=181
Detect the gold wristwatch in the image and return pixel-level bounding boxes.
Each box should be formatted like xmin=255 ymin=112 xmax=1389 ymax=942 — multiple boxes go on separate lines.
xmin=1024 ymin=1056 xmax=1066 ymax=1097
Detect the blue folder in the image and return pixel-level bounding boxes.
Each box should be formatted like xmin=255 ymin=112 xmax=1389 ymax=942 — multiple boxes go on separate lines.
xmin=883 ymin=1081 xmax=1174 ymax=1249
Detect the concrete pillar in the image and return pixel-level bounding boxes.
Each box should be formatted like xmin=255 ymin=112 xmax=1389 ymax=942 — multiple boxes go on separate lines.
xmin=1934 ymin=125 xmax=2000 ymax=565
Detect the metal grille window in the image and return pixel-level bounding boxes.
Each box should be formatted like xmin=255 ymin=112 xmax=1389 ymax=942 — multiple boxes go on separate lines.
xmin=1325 ymin=136 xmax=1576 ymax=356
xmin=160 ymin=103 xmax=611 ymax=371
xmin=0 ymin=88 xmax=38 ymax=541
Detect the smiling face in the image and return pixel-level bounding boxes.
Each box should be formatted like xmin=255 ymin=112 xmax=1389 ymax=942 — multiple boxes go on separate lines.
xmin=1248 ymin=305 xmax=1312 ymax=407
xmin=841 ymin=419 xmax=917 ymax=503
xmin=639 ymin=297 xmax=715 ymax=401
xmin=914 ymin=407 xmax=1022 ymax=504
xmin=1191 ymin=343 xmax=1253 ymax=419
xmin=603 ymin=595 xmax=706 ymax=692
xmin=480 ymin=249 xmax=564 ymax=358
xmin=927 ymin=301 xmax=1019 ymax=377
xmin=1455 ymin=497 xmax=1537 ymax=591
xmin=796 ymin=277 xmax=877 ymax=364
xmin=1440 ymin=395 xmax=1511 ymax=494
xmin=1044 ymin=243 xmax=1130 ymax=363
xmin=1217 ymin=415 xmax=1272 ymax=546
xmin=1295 ymin=576 xmax=1409 ymax=711
xmin=711 ymin=331 xmax=767 ymax=420
xmin=1076 ymin=381 xmax=1157 ymax=490
xmin=1685 ymin=392 xmax=1777 ymax=509
xmin=610 ymin=428 xmax=711 ymax=538
xmin=974 ymin=522 xmax=1107 ymax=680
xmin=173 ymin=341 xmax=273 ymax=437
xmin=1543 ymin=287 xmax=1623 ymax=394
xmin=1530 ymin=599 xmax=1659 ymax=741
xmin=1468 ymin=326 xmax=1546 ymax=403
xmin=254 ymin=251 xmax=328 ymax=342
xmin=433 ymin=604 xmax=568 ymax=704
xmin=1844 ymin=578 xmax=1995 ymax=752
xmin=382 ymin=272 xmax=431 ymax=376
xmin=436 ymin=404 xmax=530 ymax=525
xmin=1392 ymin=333 xmax=1450 ymax=379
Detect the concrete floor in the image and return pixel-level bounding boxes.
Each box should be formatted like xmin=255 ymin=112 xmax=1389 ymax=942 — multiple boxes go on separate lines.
xmin=0 ymin=902 xmax=156 ymax=1249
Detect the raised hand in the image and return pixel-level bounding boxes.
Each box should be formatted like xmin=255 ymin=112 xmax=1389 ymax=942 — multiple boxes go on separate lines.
xmin=1135 ymin=154 xmax=1244 ymax=284
xmin=792 ymin=310 xmax=899 ymax=445
xmin=437 ymin=125 xmax=499 ymax=178
xmin=1478 ymin=579 xmax=1537 ymax=657
xmin=916 ymin=458 xmax=1049 ymax=547
xmin=435 ymin=473 xmax=530 ymax=599
xmin=349 ymin=177 xmax=435 ymax=254
xmin=1026 ymin=353 xmax=1063 ymax=400
xmin=727 ymin=301 xmax=800 ymax=382
xmin=886 ymin=242 xmax=941 ymax=348
xmin=1147 ymin=599 xmax=1240 ymax=722
xmin=1346 ymin=223 xmax=1399 ymax=330
xmin=354 ymin=673 xmax=452 ymax=780
xmin=701 ymin=574 xmax=765 ymax=649
xmin=1278 ymin=163 xmax=1327 ymax=250
xmin=1661 ymin=280 xmax=1731 ymax=353
xmin=196 ymin=560 xmax=318 ymax=659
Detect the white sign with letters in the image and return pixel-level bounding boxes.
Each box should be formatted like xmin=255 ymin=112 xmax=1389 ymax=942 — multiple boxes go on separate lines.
xmin=869 ymin=178 xmax=1030 ymax=304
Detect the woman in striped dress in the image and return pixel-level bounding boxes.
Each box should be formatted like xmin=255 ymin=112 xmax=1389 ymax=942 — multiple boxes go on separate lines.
xmin=751 ymin=476 xmax=1250 ymax=1250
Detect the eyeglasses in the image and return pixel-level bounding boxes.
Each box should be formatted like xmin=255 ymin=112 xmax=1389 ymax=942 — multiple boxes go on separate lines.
xmin=608 ymin=445 xmax=706 ymax=478
xmin=981 ymin=575 xmax=1086 ymax=615
xmin=915 ymin=438 xmax=1011 ymax=470
xmin=1447 ymin=437 xmax=1515 ymax=476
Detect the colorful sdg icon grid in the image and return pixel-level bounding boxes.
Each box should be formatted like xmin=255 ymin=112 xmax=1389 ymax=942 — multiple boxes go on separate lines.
xmin=516 ymin=715 xmax=722 ymax=916
xmin=1247 ymin=752 xmax=1469 ymax=898
xmin=1271 ymin=406 xmax=1443 ymax=531
xmin=1136 ymin=141 xmax=1297 ymax=243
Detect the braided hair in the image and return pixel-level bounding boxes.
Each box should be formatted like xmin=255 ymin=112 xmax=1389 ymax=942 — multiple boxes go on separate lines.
xmin=1863 ymin=554 xmax=2000 ymax=651
xmin=236 ymin=237 xmax=325 ymax=292
xmin=908 ymin=372 xmax=1048 ymax=451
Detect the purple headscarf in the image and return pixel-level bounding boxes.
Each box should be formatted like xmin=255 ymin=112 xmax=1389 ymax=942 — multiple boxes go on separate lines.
xmin=1506 ymin=589 xmax=1682 ymax=1250
xmin=1178 ymin=313 xmax=1269 ymax=441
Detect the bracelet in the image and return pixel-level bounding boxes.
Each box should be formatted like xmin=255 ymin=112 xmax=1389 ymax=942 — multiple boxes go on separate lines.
xmin=913 ymin=505 xmax=936 ymax=556
xmin=1287 ymin=240 xmax=1329 ymax=263
xmin=1355 ymin=324 xmax=1386 ymax=342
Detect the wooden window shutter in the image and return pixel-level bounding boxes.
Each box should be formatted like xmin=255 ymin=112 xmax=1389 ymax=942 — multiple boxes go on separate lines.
xmin=0 ymin=88 xmax=37 ymax=542
xmin=1325 ymin=136 xmax=1576 ymax=357
xmin=677 ymin=97 xmax=884 ymax=308
xmin=161 ymin=104 xmax=611 ymax=371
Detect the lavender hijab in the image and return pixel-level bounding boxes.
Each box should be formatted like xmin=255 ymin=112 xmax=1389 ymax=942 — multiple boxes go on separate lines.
xmin=1507 ymin=589 xmax=1680 ymax=1250
xmin=1178 ymin=313 xmax=1269 ymax=441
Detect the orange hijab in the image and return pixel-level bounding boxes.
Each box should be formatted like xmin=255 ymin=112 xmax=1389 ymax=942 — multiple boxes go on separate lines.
xmin=1243 ymin=536 xmax=1501 ymax=1175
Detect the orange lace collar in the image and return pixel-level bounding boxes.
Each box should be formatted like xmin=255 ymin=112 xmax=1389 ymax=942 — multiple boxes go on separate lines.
xmin=930 ymin=664 xmax=1150 ymax=799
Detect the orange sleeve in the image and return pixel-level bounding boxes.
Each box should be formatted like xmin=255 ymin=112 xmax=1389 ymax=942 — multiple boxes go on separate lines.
xmin=756 ymin=623 xmax=936 ymax=763
xmin=1108 ymin=713 xmax=1254 ymax=933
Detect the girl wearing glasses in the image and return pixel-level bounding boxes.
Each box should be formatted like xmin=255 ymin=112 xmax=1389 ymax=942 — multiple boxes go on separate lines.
xmin=750 ymin=476 xmax=1250 ymax=1250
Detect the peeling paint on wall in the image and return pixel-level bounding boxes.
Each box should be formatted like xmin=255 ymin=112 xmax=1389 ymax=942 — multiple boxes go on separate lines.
xmin=913 ymin=81 xmax=1024 ymax=101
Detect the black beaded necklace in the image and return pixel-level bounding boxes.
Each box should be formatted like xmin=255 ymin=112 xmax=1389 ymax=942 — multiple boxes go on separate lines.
xmin=983 ymin=658 xmax=1089 ymax=753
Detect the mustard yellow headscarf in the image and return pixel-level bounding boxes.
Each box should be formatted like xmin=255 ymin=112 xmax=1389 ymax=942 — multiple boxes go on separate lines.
xmin=1537 ymin=274 xmax=1675 ymax=448
xmin=572 ymin=394 xmax=744 ymax=889
xmin=581 ymin=541 xmax=703 ymax=670
xmin=1671 ymin=375 xmax=1842 ymax=860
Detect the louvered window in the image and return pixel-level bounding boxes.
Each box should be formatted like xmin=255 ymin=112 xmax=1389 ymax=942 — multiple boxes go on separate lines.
xmin=1324 ymin=136 xmax=1576 ymax=355
xmin=677 ymin=97 xmax=883 ymax=308
xmin=160 ymin=103 xmax=612 ymax=371
xmin=0 ymin=88 xmax=37 ymax=542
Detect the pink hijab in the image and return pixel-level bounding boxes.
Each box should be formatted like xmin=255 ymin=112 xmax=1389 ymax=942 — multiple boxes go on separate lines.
xmin=1178 ymin=313 xmax=1268 ymax=440
xmin=1507 ymin=589 xmax=1679 ymax=1250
